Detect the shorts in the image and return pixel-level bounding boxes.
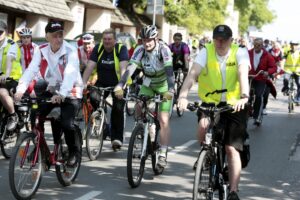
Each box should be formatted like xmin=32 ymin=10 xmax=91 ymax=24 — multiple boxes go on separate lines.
xmin=198 ymin=102 xmax=248 ymax=151
xmin=139 ymin=83 xmax=172 ymax=113
xmin=0 ymin=80 xmax=18 ymax=93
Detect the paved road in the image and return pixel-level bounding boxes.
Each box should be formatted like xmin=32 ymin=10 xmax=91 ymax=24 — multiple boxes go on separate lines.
xmin=1 ymin=83 xmax=300 ymax=199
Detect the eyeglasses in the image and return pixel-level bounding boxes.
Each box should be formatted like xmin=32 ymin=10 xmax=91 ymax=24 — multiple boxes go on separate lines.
xmin=0 ymin=30 xmax=4 ymax=35
xmin=83 ymin=37 xmax=92 ymax=41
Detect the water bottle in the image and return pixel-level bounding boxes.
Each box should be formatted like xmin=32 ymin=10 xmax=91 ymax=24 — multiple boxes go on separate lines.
xmin=205 ymin=132 xmax=212 ymax=144
xmin=148 ymin=123 xmax=156 ymax=142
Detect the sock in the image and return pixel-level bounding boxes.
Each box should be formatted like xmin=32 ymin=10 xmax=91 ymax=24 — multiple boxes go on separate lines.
xmin=159 ymin=146 xmax=168 ymax=157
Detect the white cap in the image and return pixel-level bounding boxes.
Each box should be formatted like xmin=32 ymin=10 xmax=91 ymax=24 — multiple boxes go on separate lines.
xmin=82 ymin=33 xmax=94 ymax=43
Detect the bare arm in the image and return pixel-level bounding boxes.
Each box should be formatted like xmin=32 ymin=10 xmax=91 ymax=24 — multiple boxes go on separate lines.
xmin=4 ymin=55 xmax=13 ymax=77
xmin=82 ymin=60 xmax=97 ymax=84
xmin=184 ymin=54 xmax=190 ymax=70
xmin=178 ymin=62 xmax=201 ymax=98
xmin=238 ymin=63 xmax=249 ymax=96
xmin=119 ymin=60 xmax=128 ymax=78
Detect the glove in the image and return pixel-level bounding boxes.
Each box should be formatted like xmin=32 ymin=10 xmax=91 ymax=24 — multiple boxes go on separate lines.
xmin=177 ymin=97 xmax=188 ymax=111
xmin=114 ymin=85 xmax=124 ymax=99
xmin=163 ymin=91 xmax=174 ymax=101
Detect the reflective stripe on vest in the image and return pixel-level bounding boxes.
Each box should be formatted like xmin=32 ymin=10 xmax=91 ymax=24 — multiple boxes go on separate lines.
xmin=198 ymin=43 xmax=240 ymax=105
xmin=1 ymin=40 xmax=22 ymax=80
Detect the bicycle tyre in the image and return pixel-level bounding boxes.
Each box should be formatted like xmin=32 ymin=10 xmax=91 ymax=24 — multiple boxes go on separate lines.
xmin=85 ymin=110 xmax=105 ymax=161
xmin=55 ymin=126 xmax=82 ymax=186
xmin=0 ymin=124 xmax=19 ymax=159
xmin=288 ymin=93 xmax=294 ymax=113
xmin=9 ymin=132 xmax=43 ymax=200
xmin=193 ymin=149 xmax=212 ymax=200
xmin=127 ymin=123 xmax=146 ymax=188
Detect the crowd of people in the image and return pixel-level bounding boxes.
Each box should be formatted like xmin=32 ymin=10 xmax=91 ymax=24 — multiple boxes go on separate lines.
xmin=1 ymin=19 xmax=299 ymax=200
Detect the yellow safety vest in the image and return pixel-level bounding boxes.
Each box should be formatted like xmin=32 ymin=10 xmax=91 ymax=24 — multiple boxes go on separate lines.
xmin=97 ymin=42 xmax=132 ymax=84
xmin=284 ymin=50 xmax=300 ymax=73
xmin=1 ymin=39 xmax=22 ymax=80
xmin=198 ymin=43 xmax=240 ymax=105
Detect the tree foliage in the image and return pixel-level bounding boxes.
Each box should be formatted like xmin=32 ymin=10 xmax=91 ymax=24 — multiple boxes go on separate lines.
xmin=118 ymin=0 xmax=275 ymax=34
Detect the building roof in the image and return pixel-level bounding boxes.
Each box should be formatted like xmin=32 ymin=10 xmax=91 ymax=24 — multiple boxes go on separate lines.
xmin=78 ymin=0 xmax=115 ymax=10
xmin=0 ymin=0 xmax=74 ymax=21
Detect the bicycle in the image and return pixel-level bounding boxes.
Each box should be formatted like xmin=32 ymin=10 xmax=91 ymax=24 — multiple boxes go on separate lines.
xmin=173 ymin=68 xmax=185 ymax=117
xmin=285 ymin=72 xmax=299 ymax=113
xmin=9 ymin=97 xmax=82 ymax=200
xmin=0 ymin=78 xmax=31 ymax=159
xmin=187 ymin=99 xmax=233 ymax=200
xmin=126 ymin=94 xmax=165 ymax=188
xmin=125 ymin=80 xmax=140 ymax=116
xmin=85 ymin=85 xmax=113 ymax=160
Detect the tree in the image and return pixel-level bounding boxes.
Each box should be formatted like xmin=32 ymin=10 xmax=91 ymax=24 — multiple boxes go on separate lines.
xmin=235 ymin=0 xmax=275 ymax=33
xmin=118 ymin=0 xmax=275 ymax=34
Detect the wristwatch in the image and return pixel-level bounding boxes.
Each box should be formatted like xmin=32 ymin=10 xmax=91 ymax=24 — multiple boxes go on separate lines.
xmin=240 ymin=94 xmax=249 ymax=99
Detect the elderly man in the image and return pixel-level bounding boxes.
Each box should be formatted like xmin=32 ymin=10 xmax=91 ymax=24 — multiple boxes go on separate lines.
xmin=78 ymin=33 xmax=95 ymax=73
xmin=178 ymin=25 xmax=251 ymax=200
xmin=0 ymin=21 xmax=22 ymax=131
xmin=15 ymin=21 xmax=83 ymax=166
xmin=82 ymin=28 xmax=129 ymax=150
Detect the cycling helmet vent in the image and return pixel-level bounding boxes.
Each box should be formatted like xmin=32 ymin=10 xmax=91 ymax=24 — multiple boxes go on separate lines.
xmin=139 ymin=25 xmax=158 ymax=39
xmin=19 ymin=27 xmax=32 ymax=36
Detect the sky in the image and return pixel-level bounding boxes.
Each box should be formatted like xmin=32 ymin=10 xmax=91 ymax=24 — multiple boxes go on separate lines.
xmin=261 ymin=0 xmax=300 ymax=42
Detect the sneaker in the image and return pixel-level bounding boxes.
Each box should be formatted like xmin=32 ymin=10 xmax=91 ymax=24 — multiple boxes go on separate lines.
xmin=112 ymin=140 xmax=122 ymax=150
xmin=157 ymin=155 xmax=167 ymax=168
xmin=66 ymin=152 xmax=79 ymax=167
xmin=281 ymin=86 xmax=289 ymax=94
xmin=227 ymin=191 xmax=240 ymax=200
xmin=262 ymin=109 xmax=268 ymax=115
xmin=7 ymin=113 xmax=19 ymax=131
xmin=253 ymin=118 xmax=261 ymax=126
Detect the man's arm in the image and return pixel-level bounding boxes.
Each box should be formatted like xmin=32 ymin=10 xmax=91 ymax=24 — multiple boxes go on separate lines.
xmin=178 ymin=62 xmax=201 ymax=98
xmin=82 ymin=60 xmax=97 ymax=84
xmin=4 ymin=55 xmax=13 ymax=78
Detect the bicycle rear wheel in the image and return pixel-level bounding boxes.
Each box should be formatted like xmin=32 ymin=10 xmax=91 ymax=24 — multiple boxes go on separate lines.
xmin=85 ymin=110 xmax=105 ymax=161
xmin=127 ymin=123 xmax=146 ymax=188
xmin=55 ymin=126 xmax=82 ymax=186
xmin=193 ymin=149 xmax=213 ymax=200
xmin=9 ymin=132 xmax=42 ymax=200
xmin=0 ymin=124 xmax=19 ymax=159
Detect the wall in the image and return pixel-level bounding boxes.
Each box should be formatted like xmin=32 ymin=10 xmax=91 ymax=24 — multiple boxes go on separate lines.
xmin=27 ymin=15 xmax=48 ymax=38
xmin=64 ymin=1 xmax=84 ymax=39
xmin=85 ymin=9 xmax=111 ymax=32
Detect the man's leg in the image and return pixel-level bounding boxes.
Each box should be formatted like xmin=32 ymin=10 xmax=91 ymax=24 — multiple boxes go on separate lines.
xmin=252 ymin=81 xmax=267 ymax=122
xmin=294 ymin=74 xmax=300 ymax=100
xmin=157 ymin=111 xmax=170 ymax=167
xmin=0 ymin=88 xmax=18 ymax=131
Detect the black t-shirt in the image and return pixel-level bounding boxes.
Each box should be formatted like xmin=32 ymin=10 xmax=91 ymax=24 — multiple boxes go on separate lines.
xmin=90 ymin=43 xmax=129 ymax=86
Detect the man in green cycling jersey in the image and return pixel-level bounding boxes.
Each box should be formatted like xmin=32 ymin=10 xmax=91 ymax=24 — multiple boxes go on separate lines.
xmin=114 ymin=25 xmax=174 ymax=168
xmin=178 ymin=25 xmax=250 ymax=200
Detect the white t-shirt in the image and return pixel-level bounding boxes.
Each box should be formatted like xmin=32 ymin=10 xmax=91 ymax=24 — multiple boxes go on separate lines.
xmin=253 ymin=50 xmax=263 ymax=70
xmin=194 ymin=46 xmax=250 ymax=101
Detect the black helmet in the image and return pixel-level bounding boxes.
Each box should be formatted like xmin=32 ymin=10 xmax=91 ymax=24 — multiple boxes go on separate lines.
xmin=139 ymin=25 xmax=158 ymax=39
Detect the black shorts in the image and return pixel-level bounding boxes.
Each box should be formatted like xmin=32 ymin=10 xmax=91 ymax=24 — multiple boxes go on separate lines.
xmin=0 ymin=80 xmax=18 ymax=93
xmin=198 ymin=102 xmax=248 ymax=151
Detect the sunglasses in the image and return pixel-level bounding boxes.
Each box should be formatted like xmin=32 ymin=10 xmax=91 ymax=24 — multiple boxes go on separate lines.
xmin=0 ymin=30 xmax=4 ymax=35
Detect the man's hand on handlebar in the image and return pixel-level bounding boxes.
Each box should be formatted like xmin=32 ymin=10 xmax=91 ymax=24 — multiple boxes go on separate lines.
xmin=114 ymin=84 xmax=124 ymax=99
xmin=14 ymin=92 xmax=24 ymax=103
xmin=177 ymin=97 xmax=188 ymax=111
xmin=233 ymin=98 xmax=248 ymax=112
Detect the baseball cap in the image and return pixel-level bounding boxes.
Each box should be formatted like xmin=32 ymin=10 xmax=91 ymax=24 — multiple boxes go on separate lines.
xmin=82 ymin=33 xmax=94 ymax=43
xmin=45 ymin=21 xmax=63 ymax=33
xmin=213 ymin=24 xmax=232 ymax=40
xmin=0 ymin=21 xmax=7 ymax=31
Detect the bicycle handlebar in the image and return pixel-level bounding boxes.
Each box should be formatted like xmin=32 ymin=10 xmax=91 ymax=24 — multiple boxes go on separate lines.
xmin=248 ymin=70 xmax=264 ymax=78
xmin=187 ymin=102 xmax=233 ymax=114
xmin=87 ymin=85 xmax=114 ymax=92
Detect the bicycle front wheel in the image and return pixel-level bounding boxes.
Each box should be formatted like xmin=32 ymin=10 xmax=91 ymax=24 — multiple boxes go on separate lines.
xmin=193 ymin=149 xmax=212 ymax=200
xmin=127 ymin=123 xmax=146 ymax=188
xmin=55 ymin=127 xmax=82 ymax=186
xmin=9 ymin=132 xmax=43 ymax=200
xmin=86 ymin=110 xmax=105 ymax=161
xmin=0 ymin=126 xmax=19 ymax=159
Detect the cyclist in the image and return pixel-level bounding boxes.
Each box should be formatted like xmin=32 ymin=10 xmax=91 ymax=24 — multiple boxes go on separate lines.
xmin=114 ymin=25 xmax=174 ymax=168
xmin=178 ymin=25 xmax=250 ymax=200
xmin=14 ymin=21 xmax=83 ymax=167
xmin=82 ymin=28 xmax=129 ymax=150
xmin=169 ymin=32 xmax=190 ymax=80
xmin=0 ymin=21 xmax=22 ymax=131
xmin=248 ymin=38 xmax=277 ymax=123
xmin=78 ymin=33 xmax=95 ymax=74
xmin=281 ymin=41 xmax=300 ymax=102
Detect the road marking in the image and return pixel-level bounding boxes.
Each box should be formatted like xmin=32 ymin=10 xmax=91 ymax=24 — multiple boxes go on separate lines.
xmin=169 ymin=140 xmax=198 ymax=155
xmin=75 ymin=191 xmax=102 ymax=200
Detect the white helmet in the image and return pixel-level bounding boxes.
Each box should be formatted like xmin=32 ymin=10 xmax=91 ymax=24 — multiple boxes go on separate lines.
xmin=139 ymin=25 xmax=158 ymax=39
xmin=18 ymin=27 xmax=32 ymax=36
